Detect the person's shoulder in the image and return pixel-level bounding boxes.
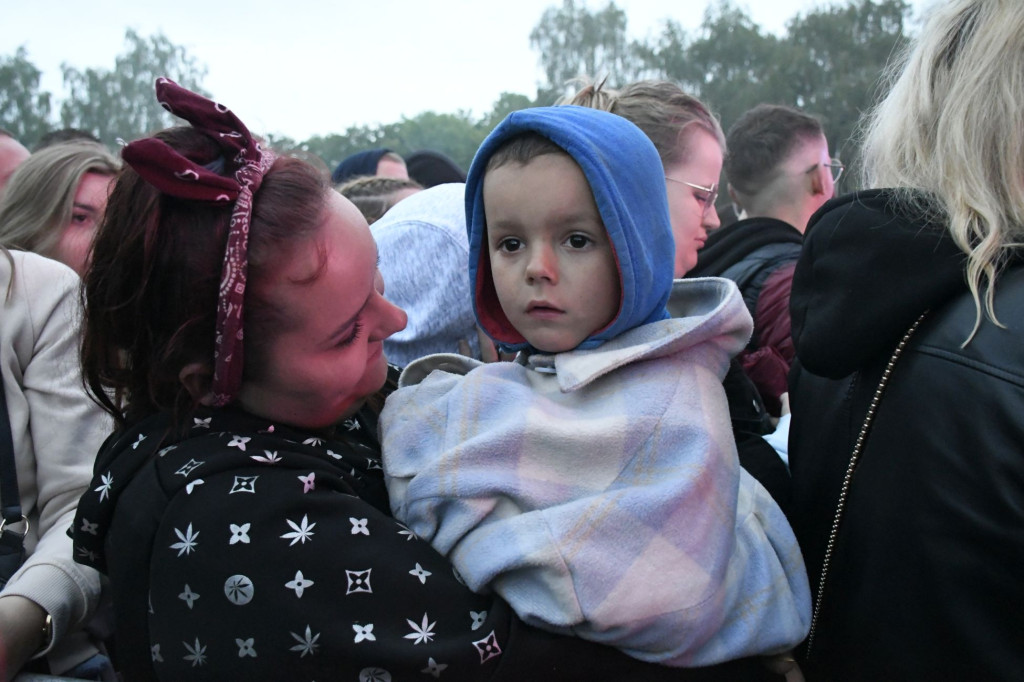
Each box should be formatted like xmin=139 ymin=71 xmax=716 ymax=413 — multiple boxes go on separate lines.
xmin=919 ymin=262 xmax=1024 ymax=378
xmin=806 ymin=188 xmax=906 ymax=236
xmin=691 ymin=218 xmax=801 ymax=279
xmin=666 ymin=276 xmax=746 ymax=319
xmin=9 ymin=249 xmax=77 ymax=279
xmin=6 ymin=250 xmax=79 ymax=303
xmin=0 ymin=252 xmax=81 ymax=353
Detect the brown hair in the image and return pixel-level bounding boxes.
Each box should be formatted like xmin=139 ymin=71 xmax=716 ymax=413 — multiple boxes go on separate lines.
xmin=335 ymin=175 xmax=423 ymax=224
xmin=484 ymin=132 xmax=566 ymax=172
xmin=724 ymin=104 xmax=825 ymax=195
xmin=0 ymin=141 xmax=119 ymax=258
xmin=564 ymin=79 xmax=725 ymax=167
xmin=82 ymin=126 xmax=329 ymax=428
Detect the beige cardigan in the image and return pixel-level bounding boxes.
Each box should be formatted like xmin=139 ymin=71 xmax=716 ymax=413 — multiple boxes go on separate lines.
xmin=0 ymin=250 xmax=111 ymax=673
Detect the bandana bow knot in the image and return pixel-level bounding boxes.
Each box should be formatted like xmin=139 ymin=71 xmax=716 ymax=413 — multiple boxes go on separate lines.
xmin=122 ymin=77 xmax=276 ymax=406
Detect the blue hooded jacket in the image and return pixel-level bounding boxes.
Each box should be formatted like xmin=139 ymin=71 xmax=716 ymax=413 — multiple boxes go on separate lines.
xmin=465 ymin=106 xmax=675 ymax=352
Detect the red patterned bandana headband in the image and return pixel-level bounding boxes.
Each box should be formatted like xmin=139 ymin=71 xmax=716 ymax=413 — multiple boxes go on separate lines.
xmin=121 ymin=77 xmax=276 ymax=407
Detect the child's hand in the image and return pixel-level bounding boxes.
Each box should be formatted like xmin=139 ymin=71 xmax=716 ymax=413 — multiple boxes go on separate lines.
xmin=762 ymin=652 xmax=804 ymax=682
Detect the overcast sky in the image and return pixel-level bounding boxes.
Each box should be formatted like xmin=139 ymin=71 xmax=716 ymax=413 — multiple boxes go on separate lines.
xmin=5 ymin=0 xmax=930 ymax=141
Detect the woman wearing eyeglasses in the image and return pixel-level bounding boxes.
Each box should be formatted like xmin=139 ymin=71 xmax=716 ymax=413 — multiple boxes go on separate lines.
xmin=565 ymin=80 xmax=725 ymax=278
xmin=787 ymin=1 xmax=1024 ymax=679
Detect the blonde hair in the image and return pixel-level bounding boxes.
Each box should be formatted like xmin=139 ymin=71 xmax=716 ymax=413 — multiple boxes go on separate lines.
xmin=562 ymin=78 xmax=725 ymax=167
xmin=861 ymin=0 xmax=1024 ymax=336
xmin=0 ymin=141 xmax=119 ymax=258
xmin=336 ymin=175 xmax=423 ymax=224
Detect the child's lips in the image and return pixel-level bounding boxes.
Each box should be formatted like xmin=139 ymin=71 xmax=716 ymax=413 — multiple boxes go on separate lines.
xmin=526 ymin=301 xmax=564 ymax=319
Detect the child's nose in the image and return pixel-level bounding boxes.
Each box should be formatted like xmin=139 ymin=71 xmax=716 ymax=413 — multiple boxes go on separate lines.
xmin=525 ymin=245 xmax=558 ymax=284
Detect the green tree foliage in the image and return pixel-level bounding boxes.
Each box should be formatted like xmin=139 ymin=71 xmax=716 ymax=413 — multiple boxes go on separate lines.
xmin=645 ymin=3 xmax=784 ymax=133
xmin=0 ymin=1 xmax=912 ymax=186
xmin=779 ymin=0 xmax=910 ymax=165
xmin=480 ymin=92 xmax=535 ymax=130
xmin=530 ymin=0 xmax=643 ymax=104
xmin=0 ymin=47 xmax=52 ymax=146
xmin=300 ymin=123 xmax=408 ymax=176
xmin=302 ymin=91 xmax=538 ymax=174
xmin=302 ymin=112 xmax=485 ymax=175
xmin=386 ymin=111 xmax=489 ymax=171
xmin=532 ymin=0 xmax=912 ymax=189
xmin=60 ymin=29 xmax=209 ymax=148
xmin=263 ymin=132 xmax=301 ymax=156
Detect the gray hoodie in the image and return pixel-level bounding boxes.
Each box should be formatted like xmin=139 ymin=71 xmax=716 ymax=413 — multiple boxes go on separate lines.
xmin=370 ymin=183 xmax=479 ymax=367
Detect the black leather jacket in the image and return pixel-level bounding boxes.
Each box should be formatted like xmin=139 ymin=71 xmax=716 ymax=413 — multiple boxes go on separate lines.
xmin=788 ymin=190 xmax=1024 ymax=681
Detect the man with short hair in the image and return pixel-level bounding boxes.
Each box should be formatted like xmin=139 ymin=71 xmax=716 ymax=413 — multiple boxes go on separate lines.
xmin=688 ymin=104 xmax=841 ymax=415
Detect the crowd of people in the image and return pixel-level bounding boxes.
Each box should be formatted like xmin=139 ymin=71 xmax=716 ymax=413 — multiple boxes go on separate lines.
xmin=0 ymin=0 xmax=1020 ymax=679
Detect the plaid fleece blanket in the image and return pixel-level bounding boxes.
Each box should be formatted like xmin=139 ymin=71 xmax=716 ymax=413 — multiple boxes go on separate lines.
xmin=381 ymin=278 xmax=811 ymax=666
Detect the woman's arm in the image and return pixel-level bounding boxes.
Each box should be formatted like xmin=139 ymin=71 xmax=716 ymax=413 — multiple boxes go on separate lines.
xmin=0 ymin=254 xmax=107 ymax=663
xmin=0 ymin=596 xmax=47 ymax=681
xmin=140 ymin=457 xmax=776 ymax=681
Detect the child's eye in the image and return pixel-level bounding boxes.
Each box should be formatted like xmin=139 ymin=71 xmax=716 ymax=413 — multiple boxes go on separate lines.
xmin=565 ymin=234 xmax=592 ymax=249
xmin=497 ymin=237 xmax=523 ymax=253
xmin=71 ymin=212 xmax=90 ymax=225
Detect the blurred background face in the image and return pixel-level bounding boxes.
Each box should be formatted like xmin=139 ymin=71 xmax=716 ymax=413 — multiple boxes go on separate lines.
xmin=54 ymin=171 xmax=113 ymax=275
xmin=376 ymin=155 xmax=409 ymax=179
xmin=663 ymin=129 xmax=724 ymax=277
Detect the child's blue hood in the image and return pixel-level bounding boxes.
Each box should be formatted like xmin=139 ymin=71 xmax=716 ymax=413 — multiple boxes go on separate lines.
xmin=465 ymin=105 xmax=674 ymax=352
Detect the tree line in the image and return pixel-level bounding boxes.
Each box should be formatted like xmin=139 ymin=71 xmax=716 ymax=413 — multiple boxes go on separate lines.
xmin=1 ymin=0 xmax=911 ymax=187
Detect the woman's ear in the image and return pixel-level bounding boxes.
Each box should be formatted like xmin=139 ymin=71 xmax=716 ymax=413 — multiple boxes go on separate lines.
xmin=179 ymin=363 xmax=216 ymax=406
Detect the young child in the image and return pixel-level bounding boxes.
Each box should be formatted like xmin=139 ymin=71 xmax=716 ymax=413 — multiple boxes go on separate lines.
xmin=379 ymin=106 xmax=810 ymax=667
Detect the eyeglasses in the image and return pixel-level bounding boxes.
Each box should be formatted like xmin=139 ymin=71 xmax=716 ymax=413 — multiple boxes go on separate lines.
xmin=807 ymin=158 xmax=845 ymax=183
xmin=665 ymin=177 xmax=719 ymax=216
